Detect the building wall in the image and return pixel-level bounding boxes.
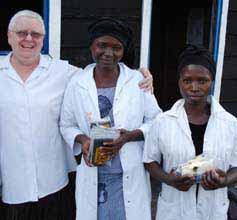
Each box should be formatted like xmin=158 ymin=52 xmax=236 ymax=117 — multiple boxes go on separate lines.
xmin=220 ymin=0 xmax=237 ymax=116
xmin=60 ymin=0 xmax=142 ymax=68
xmin=60 ymin=0 xmax=237 ymax=116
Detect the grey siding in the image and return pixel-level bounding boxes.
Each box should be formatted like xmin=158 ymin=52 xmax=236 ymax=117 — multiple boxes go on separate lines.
xmin=221 ymin=0 xmax=237 ymax=116
xmin=60 ymin=0 xmax=142 ymax=68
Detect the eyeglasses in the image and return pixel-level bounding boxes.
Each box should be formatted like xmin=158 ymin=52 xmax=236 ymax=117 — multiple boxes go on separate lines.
xmin=10 ymin=30 xmax=45 ymax=39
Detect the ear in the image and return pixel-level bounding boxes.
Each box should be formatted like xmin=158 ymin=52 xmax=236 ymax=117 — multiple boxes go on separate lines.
xmin=7 ymin=31 xmax=12 ymax=45
xmin=7 ymin=31 xmax=11 ymax=38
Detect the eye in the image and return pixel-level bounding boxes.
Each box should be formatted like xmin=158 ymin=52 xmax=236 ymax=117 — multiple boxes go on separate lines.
xmin=31 ymin=32 xmax=44 ymax=39
xmin=112 ymin=46 xmax=123 ymax=52
xmin=97 ymin=43 xmax=106 ymax=49
xmin=16 ymin=31 xmax=28 ymax=38
xmin=198 ymin=79 xmax=209 ymax=84
xmin=183 ymin=79 xmax=191 ymax=84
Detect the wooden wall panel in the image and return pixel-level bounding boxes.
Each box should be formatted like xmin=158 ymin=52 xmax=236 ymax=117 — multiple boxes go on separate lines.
xmin=222 ymin=57 xmax=237 ymax=80
xmin=220 ymin=80 xmax=237 ymax=102
xmin=220 ymin=102 xmax=237 ymax=116
xmin=220 ymin=0 xmax=237 ymax=116
xmin=224 ymin=36 xmax=237 ymax=57
xmin=229 ymin=0 xmax=237 ymax=11
xmin=61 ymin=0 xmax=142 ymax=68
xmin=226 ymin=11 xmax=237 ymax=34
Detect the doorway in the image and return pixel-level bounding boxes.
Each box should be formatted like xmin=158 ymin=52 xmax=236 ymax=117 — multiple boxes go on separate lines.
xmin=150 ymin=0 xmax=215 ymax=110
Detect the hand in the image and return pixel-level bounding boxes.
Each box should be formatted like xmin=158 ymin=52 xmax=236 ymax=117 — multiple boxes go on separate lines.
xmin=77 ymin=135 xmax=94 ymax=167
xmin=138 ymin=67 xmax=154 ymax=93
xmin=201 ymin=168 xmax=227 ymax=190
xmin=100 ymin=129 xmax=130 ymax=158
xmin=166 ymin=169 xmax=195 ymax=191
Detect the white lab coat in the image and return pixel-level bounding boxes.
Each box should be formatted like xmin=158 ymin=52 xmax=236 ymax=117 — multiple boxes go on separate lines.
xmin=0 ymin=54 xmax=78 ymax=203
xmin=143 ymin=97 xmax=237 ymax=220
xmin=60 ymin=63 xmax=162 ymax=220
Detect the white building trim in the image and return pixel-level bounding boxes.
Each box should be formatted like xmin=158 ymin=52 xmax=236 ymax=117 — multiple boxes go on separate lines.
xmin=139 ymin=0 xmax=153 ymax=68
xmin=214 ymin=0 xmax=230 ymax=101
xmin=48 ymin=0 xmax=61 ymax=59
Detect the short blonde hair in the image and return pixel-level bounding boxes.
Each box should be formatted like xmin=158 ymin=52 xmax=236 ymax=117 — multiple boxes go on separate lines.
xmin=8 ymin=10 xmax=45 ymax=34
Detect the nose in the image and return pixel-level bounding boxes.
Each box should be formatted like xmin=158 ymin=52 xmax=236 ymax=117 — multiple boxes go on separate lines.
xmin=25 ymin=33 xmax=33 ymax=40
xmin=191 ymin=82 xmax=199 ymax=91
xmin=104 ymin=47 xmax=113 ymax=57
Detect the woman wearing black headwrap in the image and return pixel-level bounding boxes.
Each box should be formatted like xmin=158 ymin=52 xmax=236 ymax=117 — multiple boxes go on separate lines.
xmin=143 ymin=45 xmax=237 ymax=220
xmin=60 ymin=18 xmax=162 ymax=220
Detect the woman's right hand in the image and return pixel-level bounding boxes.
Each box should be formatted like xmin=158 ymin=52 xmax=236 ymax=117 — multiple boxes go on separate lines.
xmin=166 ymin=169 xmax=195 ymax=191
xmin=75 ymin=134 xmax=94 ymax=167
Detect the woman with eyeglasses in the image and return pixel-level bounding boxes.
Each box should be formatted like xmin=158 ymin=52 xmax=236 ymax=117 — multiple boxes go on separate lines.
xmin=0 ymin=10 xmax=155 ymax=220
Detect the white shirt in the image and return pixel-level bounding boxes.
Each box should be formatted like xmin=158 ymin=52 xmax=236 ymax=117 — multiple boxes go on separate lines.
xmin=143 ymin=97 xmax=237 ymax=220
xmin=0 ymin=54 xmax=79 ymax=204
xmin=60 ymin=63 xmax=162 ymax=220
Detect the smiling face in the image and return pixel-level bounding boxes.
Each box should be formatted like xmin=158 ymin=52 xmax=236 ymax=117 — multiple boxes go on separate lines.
xmin=178 ymin=65 xmax=213 ymax=106
xmin=90 ymin=35 xmax=124 ymax=71
xmin=8 ymin=16 xmax=44 ymax=64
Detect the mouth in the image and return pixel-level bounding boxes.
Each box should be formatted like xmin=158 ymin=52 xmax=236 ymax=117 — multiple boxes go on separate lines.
xmin=188 ymin=95 xmax=204 ymax=100
xmin=100 ymin=59 xmax=113 ymax=65
xmin=21 ymin=45 xmax=34 ymax=49
xmin=101 ymin=58 xmax=113 ymax=62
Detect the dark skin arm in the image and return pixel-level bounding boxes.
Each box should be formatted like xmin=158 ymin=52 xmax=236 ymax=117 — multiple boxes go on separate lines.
xmin=75 ymin=134 xmax=94 ymax=167
xmin=138 ymin=68 xmax=154 ymax=93
xmin=144 ymin=161 xmax=195 ymax=191
xmin=74 ymin=129 xmax=143 ymax=167
xmin=201 ymin=167 xmax=237 ymax=190
xmin=101 ymin=129 xmax=144 ymax=157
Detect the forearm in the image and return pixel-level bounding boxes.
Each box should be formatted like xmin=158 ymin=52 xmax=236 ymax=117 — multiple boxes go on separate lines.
xmin=75 ymin=134 xmax=90 ymax=144
xmin=124 ymin=129 xmax=144 ymax=142
xmin=226 ymin=167 xmax=237 ymax=186
xmin=144 ymin=161 xmax=170 ymax=185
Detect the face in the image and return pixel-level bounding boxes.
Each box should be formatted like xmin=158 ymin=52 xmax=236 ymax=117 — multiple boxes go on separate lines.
xmin=90 ymin=35 xmax=124 ymax=70
xmin=178 ymin=65 xmax=213 ymax=105
xmin=8 ymin=16 xmax=45 ymax=63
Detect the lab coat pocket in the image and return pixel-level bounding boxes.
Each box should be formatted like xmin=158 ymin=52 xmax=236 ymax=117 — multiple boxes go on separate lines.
xmin=157 ymin=193 xmax=180 ymax=220
xmin=212 ymin=190 xmax=229 ymax=220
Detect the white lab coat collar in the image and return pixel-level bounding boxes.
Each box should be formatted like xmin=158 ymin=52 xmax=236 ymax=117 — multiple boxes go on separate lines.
xmin=0 ymin=53 xmax=51 ymax=83
xmin=77 ymin=62 xmax=134 ymax=89
xmin=0 ymin=52 xmax=50 ymax=70
xmin=76 ymin=62 xmax=135 ymax=116
xmin=165 ymin=96 xmax=226 ymax=140
xmin=166 ymin=96 xmax=226 ymax=118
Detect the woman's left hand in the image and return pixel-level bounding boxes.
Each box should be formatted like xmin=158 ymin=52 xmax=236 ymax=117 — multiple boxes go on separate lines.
xmin=138 ymin=67 xmax=154 ymax=93
xmin=201 ymin=168 xmax=227 ymax=190
xmin=100 ymin=129 xmax=130 ymax=158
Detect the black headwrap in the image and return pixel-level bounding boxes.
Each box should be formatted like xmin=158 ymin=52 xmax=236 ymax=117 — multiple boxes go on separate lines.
xmin=177 ymin=45 xmax=216 ymax=80
xmin=88 ymin=17 xmax=133 ymax=52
